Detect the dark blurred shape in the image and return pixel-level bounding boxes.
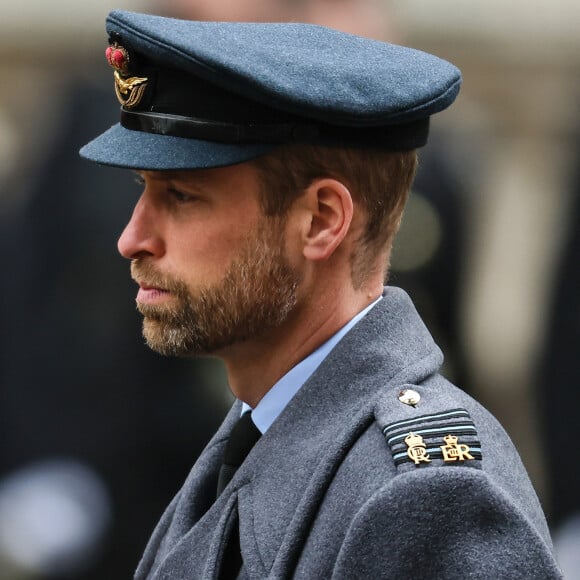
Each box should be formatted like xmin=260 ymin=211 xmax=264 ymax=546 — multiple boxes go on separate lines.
xmin=0 ymin=74 xmax=226 ymax=579
xmin=391 ymin=134 xmax=469 ymax=386
xmin=537 ymin=144 xmax=580 ymax=528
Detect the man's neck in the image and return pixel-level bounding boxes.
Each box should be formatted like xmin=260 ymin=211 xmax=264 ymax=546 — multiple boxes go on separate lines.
xmin=220 ymin=283 xmax=382 ymax=408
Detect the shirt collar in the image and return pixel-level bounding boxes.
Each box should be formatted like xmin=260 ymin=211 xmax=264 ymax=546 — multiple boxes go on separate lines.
xmin=241 ymin=295 xmax=382 ymax=433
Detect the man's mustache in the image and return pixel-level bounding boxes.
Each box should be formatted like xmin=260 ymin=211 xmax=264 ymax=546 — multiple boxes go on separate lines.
xmin=130 ymin=259 xmax=177 ymax=292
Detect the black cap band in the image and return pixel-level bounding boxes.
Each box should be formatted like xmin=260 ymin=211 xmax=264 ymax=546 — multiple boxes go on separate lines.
xmin=120 ymin=109 xmax=321 ymax=143
xmin=120 ymin=108 xmax=429 ymax=150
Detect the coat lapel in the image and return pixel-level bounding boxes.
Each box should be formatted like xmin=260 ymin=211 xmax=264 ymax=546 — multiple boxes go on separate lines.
xmin=135 ymin=403 xmax=242 ymax=578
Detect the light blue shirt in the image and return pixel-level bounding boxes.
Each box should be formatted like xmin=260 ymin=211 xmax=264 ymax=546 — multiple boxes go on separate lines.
xmin=241 ymin=296 xmax=382 ymax=434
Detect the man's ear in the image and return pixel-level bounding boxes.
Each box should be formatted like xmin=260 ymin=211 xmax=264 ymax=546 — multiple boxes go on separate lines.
xmin=302 ymin=178 xmax=354 ymax=261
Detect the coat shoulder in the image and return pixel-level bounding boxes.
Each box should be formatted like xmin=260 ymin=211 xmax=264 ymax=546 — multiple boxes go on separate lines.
xmin=366 ymin=374 xmax=554 ymax=546
xmin=316 ymin=376 xmax=562 ymax=579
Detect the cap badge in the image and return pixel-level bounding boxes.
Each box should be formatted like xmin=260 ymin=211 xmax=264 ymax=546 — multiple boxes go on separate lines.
xmin=405 ymin=432 xmax=431 ymax=465
xmin=105 ymin=42 xmax=148 ymax=109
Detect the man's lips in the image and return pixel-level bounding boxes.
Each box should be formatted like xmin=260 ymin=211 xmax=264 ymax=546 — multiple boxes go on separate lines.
xmin=136 ymin=283 xmax=171 ymax=304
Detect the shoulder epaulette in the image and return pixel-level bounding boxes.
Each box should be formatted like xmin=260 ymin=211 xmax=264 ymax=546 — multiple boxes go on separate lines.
xmin=383 ymin=407 xmax=482 ymax=472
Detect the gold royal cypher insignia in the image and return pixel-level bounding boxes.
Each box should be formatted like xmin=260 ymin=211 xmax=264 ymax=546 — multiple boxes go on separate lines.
xmin=440 ymin=434 xmax=474 ymax=462
xmin=405 ymin=432 xmax=431 ymax=465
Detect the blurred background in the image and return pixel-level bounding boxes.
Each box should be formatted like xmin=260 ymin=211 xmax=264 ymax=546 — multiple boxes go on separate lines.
xmin=0 ymin=0 xmax=578 ymax=578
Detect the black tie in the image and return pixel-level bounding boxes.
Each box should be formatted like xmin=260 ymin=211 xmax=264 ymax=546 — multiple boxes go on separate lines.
xmin=216 ymin=412 xmax=262 ymax=580
xmin=217 ymin=411 xmax=262 ymax=497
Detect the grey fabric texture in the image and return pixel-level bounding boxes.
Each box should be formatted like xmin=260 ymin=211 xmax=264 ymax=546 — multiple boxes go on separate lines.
xmin=135 ymin=287 xmax=562 ymax=579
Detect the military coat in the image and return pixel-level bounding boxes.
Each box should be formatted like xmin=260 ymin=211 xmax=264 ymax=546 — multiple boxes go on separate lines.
xmin=135 ymin=287 xmax=562 ymax=579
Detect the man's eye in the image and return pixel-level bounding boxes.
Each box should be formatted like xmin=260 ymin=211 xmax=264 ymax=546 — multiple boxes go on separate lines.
xmin=168 ymin=188 xmax=194 ymax=203
xmin=134 ymin=174 xmax=145 ymax=187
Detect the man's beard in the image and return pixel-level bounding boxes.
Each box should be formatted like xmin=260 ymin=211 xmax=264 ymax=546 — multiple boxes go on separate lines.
xmin=130 ymin=219 xmax=301 ymax=357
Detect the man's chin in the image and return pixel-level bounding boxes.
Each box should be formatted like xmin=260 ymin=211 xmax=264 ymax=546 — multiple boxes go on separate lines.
xmin=141 ymin=318 xmax=190 ymax=357
xmin=142 ymin=317 xmax=226 ymax=358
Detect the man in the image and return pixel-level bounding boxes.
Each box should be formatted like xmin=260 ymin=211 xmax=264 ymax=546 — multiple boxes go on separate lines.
xmin=80 ymin=10 xmax=562 ymax=579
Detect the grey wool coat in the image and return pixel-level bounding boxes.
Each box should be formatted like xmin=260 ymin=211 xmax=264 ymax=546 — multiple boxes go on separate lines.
xmin=135 ymin=287 xmax=562 ymax=579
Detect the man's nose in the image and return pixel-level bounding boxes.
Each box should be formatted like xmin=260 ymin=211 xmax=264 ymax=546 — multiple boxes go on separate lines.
xmin=117 ymin=195 xmax=164 ymax=260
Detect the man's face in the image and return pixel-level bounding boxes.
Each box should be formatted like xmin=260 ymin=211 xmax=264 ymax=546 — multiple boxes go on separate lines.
xmin=118 ymin=163 xmax=301 ymax=357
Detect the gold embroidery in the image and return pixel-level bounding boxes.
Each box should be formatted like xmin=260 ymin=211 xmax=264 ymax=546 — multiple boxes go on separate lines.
xmin=405 ymin=432 xmax=431 ymax=465
xmin=440 ymin=434 xmax=474 ymax=462
xmin=114 ymin=70 xmax=148 ymax=108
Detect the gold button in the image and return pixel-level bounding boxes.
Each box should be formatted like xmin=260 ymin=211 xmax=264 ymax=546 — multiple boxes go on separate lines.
xmin=398 ymin=388 xmax=421 ymax=406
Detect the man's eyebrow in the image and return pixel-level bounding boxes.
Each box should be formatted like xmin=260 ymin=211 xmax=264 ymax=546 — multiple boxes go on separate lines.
xmin=136 ymin=170 xmax=210 ymax=184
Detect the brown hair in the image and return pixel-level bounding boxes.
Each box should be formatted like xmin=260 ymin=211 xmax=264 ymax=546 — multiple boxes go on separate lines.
xmin=251 ymin=144 xmax=418 ymax=288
